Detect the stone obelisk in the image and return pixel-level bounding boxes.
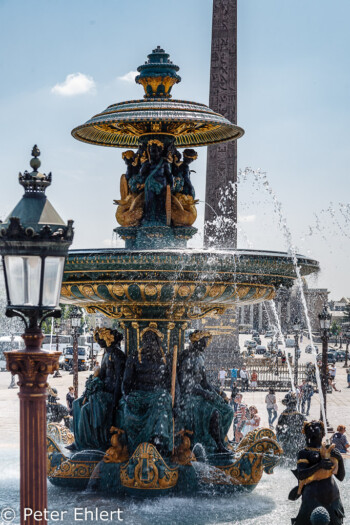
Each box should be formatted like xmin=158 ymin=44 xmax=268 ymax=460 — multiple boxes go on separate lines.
xmin=202 ymin=0 xmax=240 ymax=378
xmin=204 ymin=0 xmax=237 ymax=248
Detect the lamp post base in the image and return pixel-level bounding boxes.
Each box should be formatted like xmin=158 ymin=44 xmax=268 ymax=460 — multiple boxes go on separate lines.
xmin=5 ymin=327 xmax=60 ymax=525
xmin=320 ymin=412 xmax=334 ymax=434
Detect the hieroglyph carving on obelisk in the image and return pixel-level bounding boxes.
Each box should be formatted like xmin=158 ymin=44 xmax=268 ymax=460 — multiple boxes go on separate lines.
xmin=204 ymin=0 xmax=237 ymax=248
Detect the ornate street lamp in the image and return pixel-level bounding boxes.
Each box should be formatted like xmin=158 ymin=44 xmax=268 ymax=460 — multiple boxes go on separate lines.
xmin=293 ymin=317 xmax=301 ymax=387
xmin=53 ymin=322 xmax=62 ymax=378
xmin=0 ymin=146 xmax=73 ymax=525
xmin=89 ymin=327 xmax=95 ymax=371
xmin=318 ymin=304 xmax=332 ymax=428
xmin=343 ymin=331 xmax=350 ymax=368
xmin=71 ymin=306 xmax=82 ymax=398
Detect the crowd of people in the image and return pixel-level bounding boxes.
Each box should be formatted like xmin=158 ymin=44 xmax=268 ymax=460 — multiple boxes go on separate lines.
xmin=218 ymin=361 xmax=343 ymax=402
xmin=216 ymin=362 xmax=349 ymax=449
xmin=218 ymin=365 xmax=257 ymax=392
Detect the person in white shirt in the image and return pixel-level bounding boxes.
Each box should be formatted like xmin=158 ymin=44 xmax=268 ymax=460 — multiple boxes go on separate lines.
xmin=218 ymin=367 xmax=227 ymax=389
xmin=265 ymin=387 xmax=278 ymax=429
xmin=329 ymin=364 xmax=341 ymax=392
xmin=240 ymin=366 xmax=249 ymax=392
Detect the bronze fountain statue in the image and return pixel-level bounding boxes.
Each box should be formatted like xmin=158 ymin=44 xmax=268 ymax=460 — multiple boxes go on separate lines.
xmin=289 ymin=420 xmax=345 ymax=525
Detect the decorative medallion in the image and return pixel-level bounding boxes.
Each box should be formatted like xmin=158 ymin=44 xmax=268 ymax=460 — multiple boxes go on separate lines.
xmin=120 ymin=442 xmax=178 ymax=490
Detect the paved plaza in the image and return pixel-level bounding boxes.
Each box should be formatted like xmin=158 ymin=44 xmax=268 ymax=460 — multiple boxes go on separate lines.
xmin=0 ymin=336 xmax=349 ymax=448
xmin=0 ymin=342 xmax=349 ymax=525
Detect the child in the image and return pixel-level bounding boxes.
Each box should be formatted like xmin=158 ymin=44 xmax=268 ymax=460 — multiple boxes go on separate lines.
xmin=250 ymin=370 xmax=258 ymax=391
xmin=331 ymin=425 xmax=349 ymax=453
xmin=243 ymin=406 xmax=261 ymax=435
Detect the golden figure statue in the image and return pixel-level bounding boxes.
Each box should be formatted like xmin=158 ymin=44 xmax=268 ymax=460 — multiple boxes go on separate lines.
xmin=103 ymin=427 xmax=129 ymax=464
xmin=172 ymin=430 xmax=196 ymax=465
xmin=114 ymin=150 xmax=144 ymax=227
xmin=114 ymin=174 xmax=144 ymax=227
xmin=171 ymin=193 xmax=198 ymax=226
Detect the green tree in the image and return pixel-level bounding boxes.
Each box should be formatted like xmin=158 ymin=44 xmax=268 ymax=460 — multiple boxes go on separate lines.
xmin=331 ymin=321 xmax=340 ymax=336
xmin=343 ymin=303 xmax=350 ymax=323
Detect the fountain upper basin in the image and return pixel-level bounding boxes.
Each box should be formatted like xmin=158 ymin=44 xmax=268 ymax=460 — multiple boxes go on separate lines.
xmin=61 ymin=248 xmax=319 ymax=316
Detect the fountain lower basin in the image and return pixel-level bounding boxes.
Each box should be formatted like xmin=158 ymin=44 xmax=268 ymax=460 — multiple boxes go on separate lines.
xmin=55 ymin=247 xmax=319 ymax=497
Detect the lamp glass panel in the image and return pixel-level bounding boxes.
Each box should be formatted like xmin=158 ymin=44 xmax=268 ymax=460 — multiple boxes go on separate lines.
xmin=42 ymin=257 xmax=65 ymax=307
xmin=71 ymin=316 xmax=81 ymax=327
xmin=4 ymin=255 xmax=41 ymax=306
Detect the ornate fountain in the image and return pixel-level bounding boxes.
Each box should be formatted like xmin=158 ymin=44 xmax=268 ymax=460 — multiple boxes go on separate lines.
xmin=47 ymin=47 xmax=319 ymax=495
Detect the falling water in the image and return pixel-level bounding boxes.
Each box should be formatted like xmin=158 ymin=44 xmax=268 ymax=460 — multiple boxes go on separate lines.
xmin=241 ymin=168 xmax=327 ymax=426
xmin=192 ymin=442 xmax=208 ymax=463
xmin=268 ymin=301 xmax=295 ymax=393
xmin=198 ymin=200 xmax=218 ymax=219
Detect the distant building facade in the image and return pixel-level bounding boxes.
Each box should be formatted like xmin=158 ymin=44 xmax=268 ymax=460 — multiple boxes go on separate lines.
xmin=237 ymin=284 xmax=329 ymax=333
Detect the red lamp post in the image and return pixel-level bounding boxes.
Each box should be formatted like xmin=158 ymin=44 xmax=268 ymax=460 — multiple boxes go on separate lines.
xmin=0 ymin=146 xmax=74 ymax=525
xmin=70 ymin=307 xmax=82 ymax=398
xmin=318 ymin=304 xmax=332 ymax=431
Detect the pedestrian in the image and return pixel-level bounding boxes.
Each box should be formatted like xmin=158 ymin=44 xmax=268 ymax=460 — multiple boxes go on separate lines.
xmin=265 ymin=387 xmax=278 ymax=429
xmin=296 ymin=383 xmax=303 ymax=412
xmin=218 ymin=367 xmax=227 ymax=389
xmin=8 ymin=374 xmax=17 ymax=389
xmin=328 ymin=363 xmax=341 ymax=392
xmin=233 ymin=393 xmax=248 ymax=443
xmin=306 ymin=362 xmax=315 ymax=383
xmin=240 ymin=366 xmax=249 ymax=392
xmin=329 ymin=363 xmax=336 ymax=381
xmin=301 ymin=381 xmax=314 ymax=416
xmin=250 ymin=369 xmax=258 ymax=391
xmin=347 ymin=368 xmax=350 ymax=388
xmin=230 ymin=390 xmax=238 ymax=409
xmin=230 ymin=390 xmax=238 ymax=436
xmin=231 ymin=381 xmax=239 ymax=400
xmin=230 ymin=366 xmax=238 ymax=388
xmin=243 ymin=406 xmax=261 ymax=435
xmin=331 ymin=425 xmax=350 ymax=453
xmin=66 ymin=386 xmax=75 ymax=415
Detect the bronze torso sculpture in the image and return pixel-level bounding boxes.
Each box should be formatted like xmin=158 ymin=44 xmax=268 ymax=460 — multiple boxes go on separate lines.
xmin=289 ymin=420 xmax=345 ymax=525
xmin=276 ymin=392 xmax=306 ymax=460
xmin=177 ymin=331 xmax=233 ymax=454
xmin=70 ymin=328 xmax=126 ymax=451
xmin=119 ymin=327 xmax=173 ymax=456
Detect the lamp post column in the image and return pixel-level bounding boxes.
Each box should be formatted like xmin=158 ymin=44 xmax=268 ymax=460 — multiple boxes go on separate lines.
xmin=292 ymin=318 xmax=301 ymax=388
xmin=73 ymin=327 xmax=79 ymax=399
xmin=6 ymin=327 xmax=60 ymax=525
xmin=294 ymin=332 xmax=299 ymax=387
xmin=320 ymin=328 xmax=329 ymax=425
xmin=70 ymin=308 xmax=82 ymax=398
xmin=53 ymin=323 xmax=62 ymax=378
xmin=90 ymin=330 xmax=94 ymax=371
xmin=318 ymin=305 xmax=333 ymax=432
xmin=344 ymin=337 xmax=349 ymax=368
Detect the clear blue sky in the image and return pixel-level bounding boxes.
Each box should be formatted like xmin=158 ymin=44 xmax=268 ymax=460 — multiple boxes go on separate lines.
xmin=0 ymin=0 xmax=349 ymax=298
